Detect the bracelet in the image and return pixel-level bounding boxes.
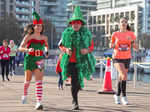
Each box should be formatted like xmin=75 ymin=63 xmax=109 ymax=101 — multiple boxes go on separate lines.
xmin=25 ymin=48 xmax=29 ymax=52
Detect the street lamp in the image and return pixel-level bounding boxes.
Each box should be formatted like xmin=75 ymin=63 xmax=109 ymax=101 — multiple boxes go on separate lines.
xmin=51 ymin=18 xmax=54 ymax=49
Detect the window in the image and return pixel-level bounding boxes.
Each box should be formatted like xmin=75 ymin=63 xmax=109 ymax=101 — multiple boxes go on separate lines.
xmin=10 ymin=0 xmax=13 ymax=3
xmin=10 ymin=5 xmax=14 ymax=10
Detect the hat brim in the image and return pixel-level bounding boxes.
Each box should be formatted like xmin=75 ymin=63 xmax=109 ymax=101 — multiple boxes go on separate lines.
xmin=68 ymin=18 xmax=86 ymax=25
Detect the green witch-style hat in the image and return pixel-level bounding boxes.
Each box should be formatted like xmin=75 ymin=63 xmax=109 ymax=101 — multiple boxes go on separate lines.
xmin=68 ymin=6 xmax=86 ymax=25
xmin=32 ymin=11 xmax=43 ymax=25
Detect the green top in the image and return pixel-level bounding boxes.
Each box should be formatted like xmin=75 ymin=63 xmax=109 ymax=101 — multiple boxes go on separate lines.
xmin=24 ymin=39 xmax=45 ymax=71
xmin=9 ymin=45 xmax=17 ymax=56
xmin=60 ymin=27 xmax=96 ymax=88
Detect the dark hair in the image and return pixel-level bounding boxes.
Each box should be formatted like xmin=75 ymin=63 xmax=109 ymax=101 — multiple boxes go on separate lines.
xmin=33 ymin=24 xmax=44 ymax=35
xmin=120 ymin=17 xmax=131 ymax=31
xmin=22 ymin=23 xmax=34 ymax=37
xmin=127 ymin=24 xmax=131 ymax=31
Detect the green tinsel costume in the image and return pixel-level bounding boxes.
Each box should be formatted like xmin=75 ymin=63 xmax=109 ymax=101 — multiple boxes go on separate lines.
xmin=24 ymin=39 xmax=45 ymax=71
xmin=60 ymin=26 xmax=96 ymax=88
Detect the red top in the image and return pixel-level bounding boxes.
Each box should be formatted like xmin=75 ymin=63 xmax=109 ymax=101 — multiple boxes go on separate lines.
xmin=59 ymin=40 xmax=94 ymax=63
xmin=56 ymin=60 xmax=62 ymax=73
xmin=0 ymin=46 xmax=10 ymax=60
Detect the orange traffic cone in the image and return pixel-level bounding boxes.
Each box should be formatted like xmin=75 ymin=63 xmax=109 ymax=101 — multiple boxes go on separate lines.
xmin=98 ymin=58 xmax=115 ymax=94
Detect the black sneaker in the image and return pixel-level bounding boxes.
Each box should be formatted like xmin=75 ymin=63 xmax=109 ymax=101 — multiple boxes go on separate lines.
xmin=2 ymin=79 xmax=5 ymax=82
xmin=6 ymin=77 xmax=10 ymax=81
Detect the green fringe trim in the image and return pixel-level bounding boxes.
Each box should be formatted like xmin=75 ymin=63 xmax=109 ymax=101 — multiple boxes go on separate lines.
xmin=60 ymin=27 xmax=96 ymax=88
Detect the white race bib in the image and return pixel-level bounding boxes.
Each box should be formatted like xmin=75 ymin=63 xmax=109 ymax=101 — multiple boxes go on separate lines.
xmin=3 ymin=53 xmax=8 ymax=58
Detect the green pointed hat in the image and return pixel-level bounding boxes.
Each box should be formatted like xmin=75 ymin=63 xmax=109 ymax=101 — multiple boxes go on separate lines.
xmin=32 ymin=11 xmax=43 ymax=24
xmin=68 ymin=6 xmax=86 ymax=25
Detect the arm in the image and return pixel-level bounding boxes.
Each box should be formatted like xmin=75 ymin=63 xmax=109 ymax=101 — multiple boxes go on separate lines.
xmin=132 ymin=40 xmax=139 ymax=51
xmin=88 ymin=40 xmax=94 ymax=52
xmin=44 ymin=36 xmax=49 ymax=57
xmin=131 ymin=32 xmax=139 ymax=51
xmin=18 ymin=35 xmax=30 ymax=52
xmin=110 ymin=32 xmax=116 ymax=48
xmin=59 ymin=45 xmax=72 ymax=56
xmin=81 ymin=39 xmax=94 ymax=55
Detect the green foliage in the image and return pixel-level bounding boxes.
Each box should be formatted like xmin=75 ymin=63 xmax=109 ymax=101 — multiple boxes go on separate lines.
xmin=141 ymin=33 xmax=150 ymax=49
xmin=0 ymin=13 xmax=21 ymax=45
xmin=43 ymin=19 xmax=57 ymax=48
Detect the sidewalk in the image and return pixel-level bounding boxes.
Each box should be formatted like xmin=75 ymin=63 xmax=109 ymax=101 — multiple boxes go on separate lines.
xmin=0 ymin=74 xmax=150 ymax=112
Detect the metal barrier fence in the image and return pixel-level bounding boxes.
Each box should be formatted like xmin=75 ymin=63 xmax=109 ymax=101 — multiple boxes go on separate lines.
xmin=96 ymin=58 xmax=150 ymax=89
xmin=44 ymin=57 xmax=150 ymax=89
xmin=44 ymin=59 xmax=57 ymax=72
xmin=132 ymin=62 xmax=150 ymax=88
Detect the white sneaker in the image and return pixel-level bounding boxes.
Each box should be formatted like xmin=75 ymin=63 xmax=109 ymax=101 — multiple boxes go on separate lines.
xmin=21 ymin=96 xmax=27 ymax=104
xmin=12 ymin=71 xmax=16 ymax=76
xmin=121 ymin=96 xmax=129 ymax=105
xmin=35 ymin=102 xmax=43 ymax=110
xmin=113 ymin=94 xmax=121 ymax=104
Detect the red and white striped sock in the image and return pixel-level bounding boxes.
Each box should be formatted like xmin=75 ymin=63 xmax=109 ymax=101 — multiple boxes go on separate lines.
xmin=36 ymin=80 xmax=43 ymax=103
xmin=24 ymin=81 xmax=30 ymax=96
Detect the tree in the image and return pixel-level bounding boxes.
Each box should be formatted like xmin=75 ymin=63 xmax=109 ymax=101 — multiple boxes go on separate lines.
xmin=0 ymin=13 xmax=21 ymax=45
xmin=141 ymin=33 xmax=150 ymax=49
xmin=43 ymin=19 xmax=57 ymax=49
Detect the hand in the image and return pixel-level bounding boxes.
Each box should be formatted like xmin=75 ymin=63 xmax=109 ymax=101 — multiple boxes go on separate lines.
xmin=27 ymin=48 xmax=34 ymax=53
xmin=80 ymin=48 xmax=89 ymax=55
xmin=66 ymin=48 xmax=72 ymax=56
xmin=0 ymin=50 xmax=3 ymax=54
xmin=45 ymin=51 xmax=49 ymax=58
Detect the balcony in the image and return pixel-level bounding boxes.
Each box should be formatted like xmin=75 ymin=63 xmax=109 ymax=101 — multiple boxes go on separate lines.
xmin=16 ymin=16 xmax=29 ymax=22
xmin=16 ymin=8 xmax=30 ymax=15
xmin=40 ymin=1 xmax=57 ymax=6
xmin=16 ymin=1 xmax=30 ymax=8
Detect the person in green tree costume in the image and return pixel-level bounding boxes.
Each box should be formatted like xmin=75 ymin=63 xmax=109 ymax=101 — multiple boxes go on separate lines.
xmin=59 ymin=6 xmax=96 ymax=110
xmin=19 ymin=12 xmax=49 ymax=110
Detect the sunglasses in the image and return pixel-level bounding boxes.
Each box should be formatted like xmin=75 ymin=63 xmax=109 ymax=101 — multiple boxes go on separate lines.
xmin=70 ymin=20 xmax=82 ymax=25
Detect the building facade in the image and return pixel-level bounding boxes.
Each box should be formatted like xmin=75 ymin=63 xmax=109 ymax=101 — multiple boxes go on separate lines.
xmin=39 ymin=0 xmax=68 ymax=38
xmin=67 ymin=0 xmax=97 ymax=18
xmin=97 ymin=0 xmax=150 ymax=34
xmin=0 ymin=0 xmax=39 ymax=27
xmin=87 ymin=5 xmax=142 ymax=48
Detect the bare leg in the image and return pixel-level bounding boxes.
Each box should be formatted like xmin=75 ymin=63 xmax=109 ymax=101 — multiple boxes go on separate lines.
xmin=22 ymin=70 xmax=32 ymax=104
xmin=24 ymin=70 xmax=32 ymax=96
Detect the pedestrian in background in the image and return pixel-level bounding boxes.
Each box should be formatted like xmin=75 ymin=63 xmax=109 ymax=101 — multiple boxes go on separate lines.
xmin=9 ymin=40 xmax=17 ymax=75
xmin=56 ymin=53 xmax=63 ymax=90
xmin=0 ymin=39 xmax=10 ymax=81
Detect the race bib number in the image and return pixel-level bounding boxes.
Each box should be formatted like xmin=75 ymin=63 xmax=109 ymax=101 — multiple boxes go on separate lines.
xmin=119 ymin=44 xmax=129 ymax=51
xmin=3 ymin=53 xmax=8 ymax=58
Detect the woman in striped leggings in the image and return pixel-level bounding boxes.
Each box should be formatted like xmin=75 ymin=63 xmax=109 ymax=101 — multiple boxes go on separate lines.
xmin=18 ymin=12 xmax=49 ymax=110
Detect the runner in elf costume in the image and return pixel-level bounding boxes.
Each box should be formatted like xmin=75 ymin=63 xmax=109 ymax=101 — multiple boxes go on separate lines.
xmin=59 ymin=6 xmax=96 ymax=110
xmin=19 ymin=12 xmax=49 ymax=110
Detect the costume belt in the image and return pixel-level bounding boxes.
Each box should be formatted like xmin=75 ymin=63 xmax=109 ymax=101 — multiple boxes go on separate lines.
xmin=28 ymin=50 xmax=43 ymax=56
